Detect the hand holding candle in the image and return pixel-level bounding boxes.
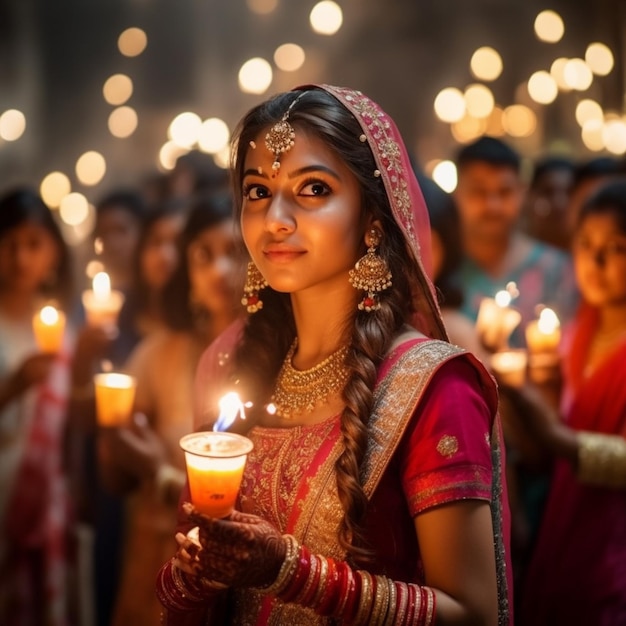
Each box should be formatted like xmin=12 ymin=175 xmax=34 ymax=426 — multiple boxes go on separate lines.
xmin=32 ymin=304 xmax=66 ymax=353
xmin=82 ymin=271 xmax=124 ymax=333
xmin=490 ymin=349 xmax=528 ymax=388
xmin=525 ymin=307 xmax=561 ymax=354
xmin=476 ymin=287 xmax=522 ymax=352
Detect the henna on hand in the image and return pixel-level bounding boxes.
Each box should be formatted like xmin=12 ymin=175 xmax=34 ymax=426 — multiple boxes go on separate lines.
xmin=182 ymin=502 xmax=286 ymax=588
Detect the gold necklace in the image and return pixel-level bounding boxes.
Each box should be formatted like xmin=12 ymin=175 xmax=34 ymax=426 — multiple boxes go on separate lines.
xmin=271 ymin=339 xmax=350 ymax=420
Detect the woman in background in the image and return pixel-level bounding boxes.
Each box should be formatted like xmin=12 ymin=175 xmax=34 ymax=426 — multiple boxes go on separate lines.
xmin=0 ymin=188 xmax=75 ymax=626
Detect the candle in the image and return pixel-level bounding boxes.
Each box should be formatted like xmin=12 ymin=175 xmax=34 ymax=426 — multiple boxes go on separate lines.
xmin=490 ymin=349 xmax=528 ymax=388
xmin=32 ymin=305 xmax=66 ymax=353
xmin=94 ymin=372 xmax=137 ymax=426
xmin=525 ymin=307 xmax=561 ymax=354
xmin=475 ymin=289 xmax=522 ymax=352
xmin=82 ymin=272 xmax=124 ymax=332
xmin=180 ymin=431 xmax=253 ymax=518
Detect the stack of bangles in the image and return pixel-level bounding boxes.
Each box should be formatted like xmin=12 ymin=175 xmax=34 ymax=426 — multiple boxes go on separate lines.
xmin=156 ymin=558 xmax=226 ymax=613
xmin=156 ymin=536 xmax=436 ymax=625
xmin=258 ymin=534 xmax=436 ymax=625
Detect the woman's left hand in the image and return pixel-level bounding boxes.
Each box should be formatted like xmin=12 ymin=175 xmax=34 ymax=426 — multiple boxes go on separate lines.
xmin=175 ymin=502 xmax=286 ymax=589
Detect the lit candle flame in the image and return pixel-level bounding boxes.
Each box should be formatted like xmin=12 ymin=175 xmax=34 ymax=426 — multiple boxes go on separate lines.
xmin=537 ymin=307 xmax=560 ymax=334
xmin=495 ymin=290 xmax=512 ymax=307
xmin=93 ymin=272 xmax=111 ymax=300
xmin=40 ymin=305 xmax=59 ymax=325
xmin=213 ymin=391 xmax=248 ymax=432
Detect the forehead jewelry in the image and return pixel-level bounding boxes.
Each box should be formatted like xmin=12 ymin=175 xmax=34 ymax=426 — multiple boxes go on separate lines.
xmin=264 ymin=92 xmax=306 ymax=172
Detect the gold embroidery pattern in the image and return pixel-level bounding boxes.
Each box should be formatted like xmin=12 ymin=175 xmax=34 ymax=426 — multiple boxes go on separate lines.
xmin=437 ymin=435 xmax=459 ymax=458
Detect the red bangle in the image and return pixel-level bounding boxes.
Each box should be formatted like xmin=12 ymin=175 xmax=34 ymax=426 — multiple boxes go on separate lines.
xmin=297 ymin=553 xmax=322 ymax=605
xmin=342 ymin=566 xmax=360 ymax=623
xmin=279 ymin=545 xmax=312 ymax=602
xmin=315 ymin=557 xmax=340 ymax=615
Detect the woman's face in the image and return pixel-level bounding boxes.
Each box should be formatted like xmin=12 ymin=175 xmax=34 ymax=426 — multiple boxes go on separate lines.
xmin=187 ymin=220 xmax=239 ymax=315
xmin=573 ymin=211 xmax=626 ymax=308
xmin=0 ymin=221 xmax=60 ymax=295
xmin=240 ymin=127 xmax=368 ymax=298
xmin=140 ymin=213 xmax=185 ymax=291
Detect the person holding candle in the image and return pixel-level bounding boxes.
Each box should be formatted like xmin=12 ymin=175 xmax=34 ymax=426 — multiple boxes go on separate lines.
xmin=495 ymin=179 xmax=626 ymax=625
xmin=0 ymin=187 xmax=76 ymax=626
xmin=157 ymin=86 xmax=512 ymax=625
xmin=99 ymin=192 xmax=241 ymax=626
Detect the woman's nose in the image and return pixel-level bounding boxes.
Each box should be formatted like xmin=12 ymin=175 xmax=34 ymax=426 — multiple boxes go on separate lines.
xmin=265 ymin=193 xmax=295 ymax=234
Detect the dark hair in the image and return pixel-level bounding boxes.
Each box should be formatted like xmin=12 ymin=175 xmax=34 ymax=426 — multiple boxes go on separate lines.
xmin=95 ymin=189 xmax=147 ymax=221
xmin=577 ymin=177 xmax=626 ymax=234
xmin=573 ymin=157 xmax=621 ymax=190
xmin=418 ymin=174 xmax=464 ymax=309
xmin=531 ymin=156 xmax=575 ymax=187
xmin=161 ymin=192 xmax=234 ymax=331
xmin=173 ymin=150 xmax=230 ymax=194
xmin=230 ymin=87 xmax=423 ymax=562
xmin=456 ymin=135 xmax=521 ymax=173
xmin=0 ymin=187 xmax=73 ymax=307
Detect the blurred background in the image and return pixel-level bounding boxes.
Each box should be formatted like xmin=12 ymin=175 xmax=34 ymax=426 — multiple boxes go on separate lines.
xmin=0 ymin=0 xmax=623 ymax=242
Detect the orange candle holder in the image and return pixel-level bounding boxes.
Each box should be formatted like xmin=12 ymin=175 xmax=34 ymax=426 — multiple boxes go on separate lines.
xmin=180 ymin=431 xmax=253 ymax=518
xmin=32 ymin=305 xmax=66 ymax=353
xmin=94 ymin=372 xmax=137 ymax=426
xmin=82 ymin=272 xmax=124 ymax=333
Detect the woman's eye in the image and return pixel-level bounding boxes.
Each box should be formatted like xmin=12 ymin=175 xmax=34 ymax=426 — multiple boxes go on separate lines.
xmin=300 ymin=181 xmax=330 ymax=197
xmin=243 ymin=184 xmax=270 ymax=200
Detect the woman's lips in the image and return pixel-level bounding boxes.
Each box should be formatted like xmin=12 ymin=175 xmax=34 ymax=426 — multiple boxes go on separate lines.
xmin=262 ymin=246 xmax=306 ymax=263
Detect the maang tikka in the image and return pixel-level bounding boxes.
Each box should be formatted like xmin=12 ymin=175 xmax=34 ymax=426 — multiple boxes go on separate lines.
xmin=241 ymin=261 xmax=268 ymax=313
xmin=264 ymin=92 xmax=306 ymax=171
xmin=349 ymin=229 xmax=392 ymax=312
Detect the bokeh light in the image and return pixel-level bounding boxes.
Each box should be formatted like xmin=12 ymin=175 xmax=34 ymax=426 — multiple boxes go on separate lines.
xmin=197 ymin=118 xmax=230 ymax=154
xmin=550 ymin=57 xmax=571 ymax=91
xmin=238 ymin=58 xmax=273 ymax=94
xmin=434 ymin=88 xmax=466 ymax=123
xmin=563 ymin=58 xmax=593 ymax=91
xmin=585 ymin=42 xmax=614 ymax=76
xmin=432 ymin=160 xmax=458 ymax=193
xmin=40 ymin=172 xmax=71 ymax=208
xmin=59 ymin=192 xmax=90 ymax=226
xmin=310 ymin=1 xmax=343 ymax=35
xmin=527 ymin=71 xmax=558 ymax=104
xmin=575 ymin=99 xmax=603 ymax=127
xmin=602 ymin=119 xmax=626 ymax=154
xmin=76 ymin=151 xmax=107 ymax=186
xmin=168 ymin=111 xmax=202 ymax=148
xmin=0 ymin=109 xmax=26 ymax=141
xmin=117 ymin=28 xmax=148 ymax=57
xmin=108 ymin=106 xmax=138 ymax=138
xmin=274 ymin=43 xmax=306 ymax=72
xmin=463 ymin=84 xmax=494 ymax=118
xmin=103 ymin=74 xmax=133 ymax=105
xmin=534 ymin=10 xmax=564 ymax=43
xmin=503 ymin=105 xmax=536 ymax=138
xmin=246 ymin=0 xmax=279 ymax=14
xmin=451 ymin=114 xmax=488 ymax=143
xmin=159 ymin=141 xmax=189 ymax=171
xmin=469 ymin=47 xmax=503 ymax=81
xmin=581 ymin=119 xmax=604 ymax=151
xmin=485 ymin=107 xmax=506 ymax=137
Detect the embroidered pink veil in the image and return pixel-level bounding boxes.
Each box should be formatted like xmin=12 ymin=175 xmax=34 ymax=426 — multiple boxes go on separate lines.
xmin=194 ymin=84 xmax=448 ymax=427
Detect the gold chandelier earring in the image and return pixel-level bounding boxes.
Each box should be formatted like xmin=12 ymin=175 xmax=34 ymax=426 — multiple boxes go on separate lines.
xmin=348 ymin=229 xmax=392 ymax=312
xmin=241 ymin=261 xmax=268 ymax=313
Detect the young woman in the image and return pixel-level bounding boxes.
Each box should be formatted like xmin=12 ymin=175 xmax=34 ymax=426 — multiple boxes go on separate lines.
xmin=100 ymin=193 xmax=241 ymax=626
xmin=503 ymin=179 xmax=626 ymax=625
xmin=157 ymin=85 xmax=512 ymax=625
xmin=0 ymin=187 xmax=74 ymax=625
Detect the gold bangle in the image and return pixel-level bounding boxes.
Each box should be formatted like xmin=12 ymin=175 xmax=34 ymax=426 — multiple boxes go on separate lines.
xmin=259 ymin=534 xmax=300 ymax=594
xmin=370 ymin=575 xmax=390 ymax=626
xmin=578 ymin=431 xmax=626 ymax=488
xmin=423 ymin=585 xmax=436 ymax=626
xmin=354 ymin=571 xmax=373 ymax=625
xmin=383 ymin=578 xmax=397 ymax=626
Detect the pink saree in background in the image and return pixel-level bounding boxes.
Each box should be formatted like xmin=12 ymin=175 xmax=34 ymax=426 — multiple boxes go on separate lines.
xmin=520 ymin=304 xmax=626 ymax=625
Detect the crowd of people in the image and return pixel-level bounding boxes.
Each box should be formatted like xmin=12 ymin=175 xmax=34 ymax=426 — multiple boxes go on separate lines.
xmin=1 ymin=83 xmax=625 ymax=626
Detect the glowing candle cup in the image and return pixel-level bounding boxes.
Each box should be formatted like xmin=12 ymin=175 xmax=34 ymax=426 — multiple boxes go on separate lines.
xmin=476 ymin=289 xmax=522 ymax=352
xmin=490 ymin=349 xmax=528 ymax=388
xmin=180 ymin=431 xmax=253 ymax=518
xmin=525 ymin=308 xmax=561 ymax=354
xmin=32 ymin=305 xmax=66 ymax=353
xmin=94 ymin=372 xmax=137 ymax=427
xmin=82 ymin=272 xmax=124 ymax=332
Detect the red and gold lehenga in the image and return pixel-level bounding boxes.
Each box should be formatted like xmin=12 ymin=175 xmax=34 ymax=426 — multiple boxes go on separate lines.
xmin=160 ymin=83 xmax=513 ymax=625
